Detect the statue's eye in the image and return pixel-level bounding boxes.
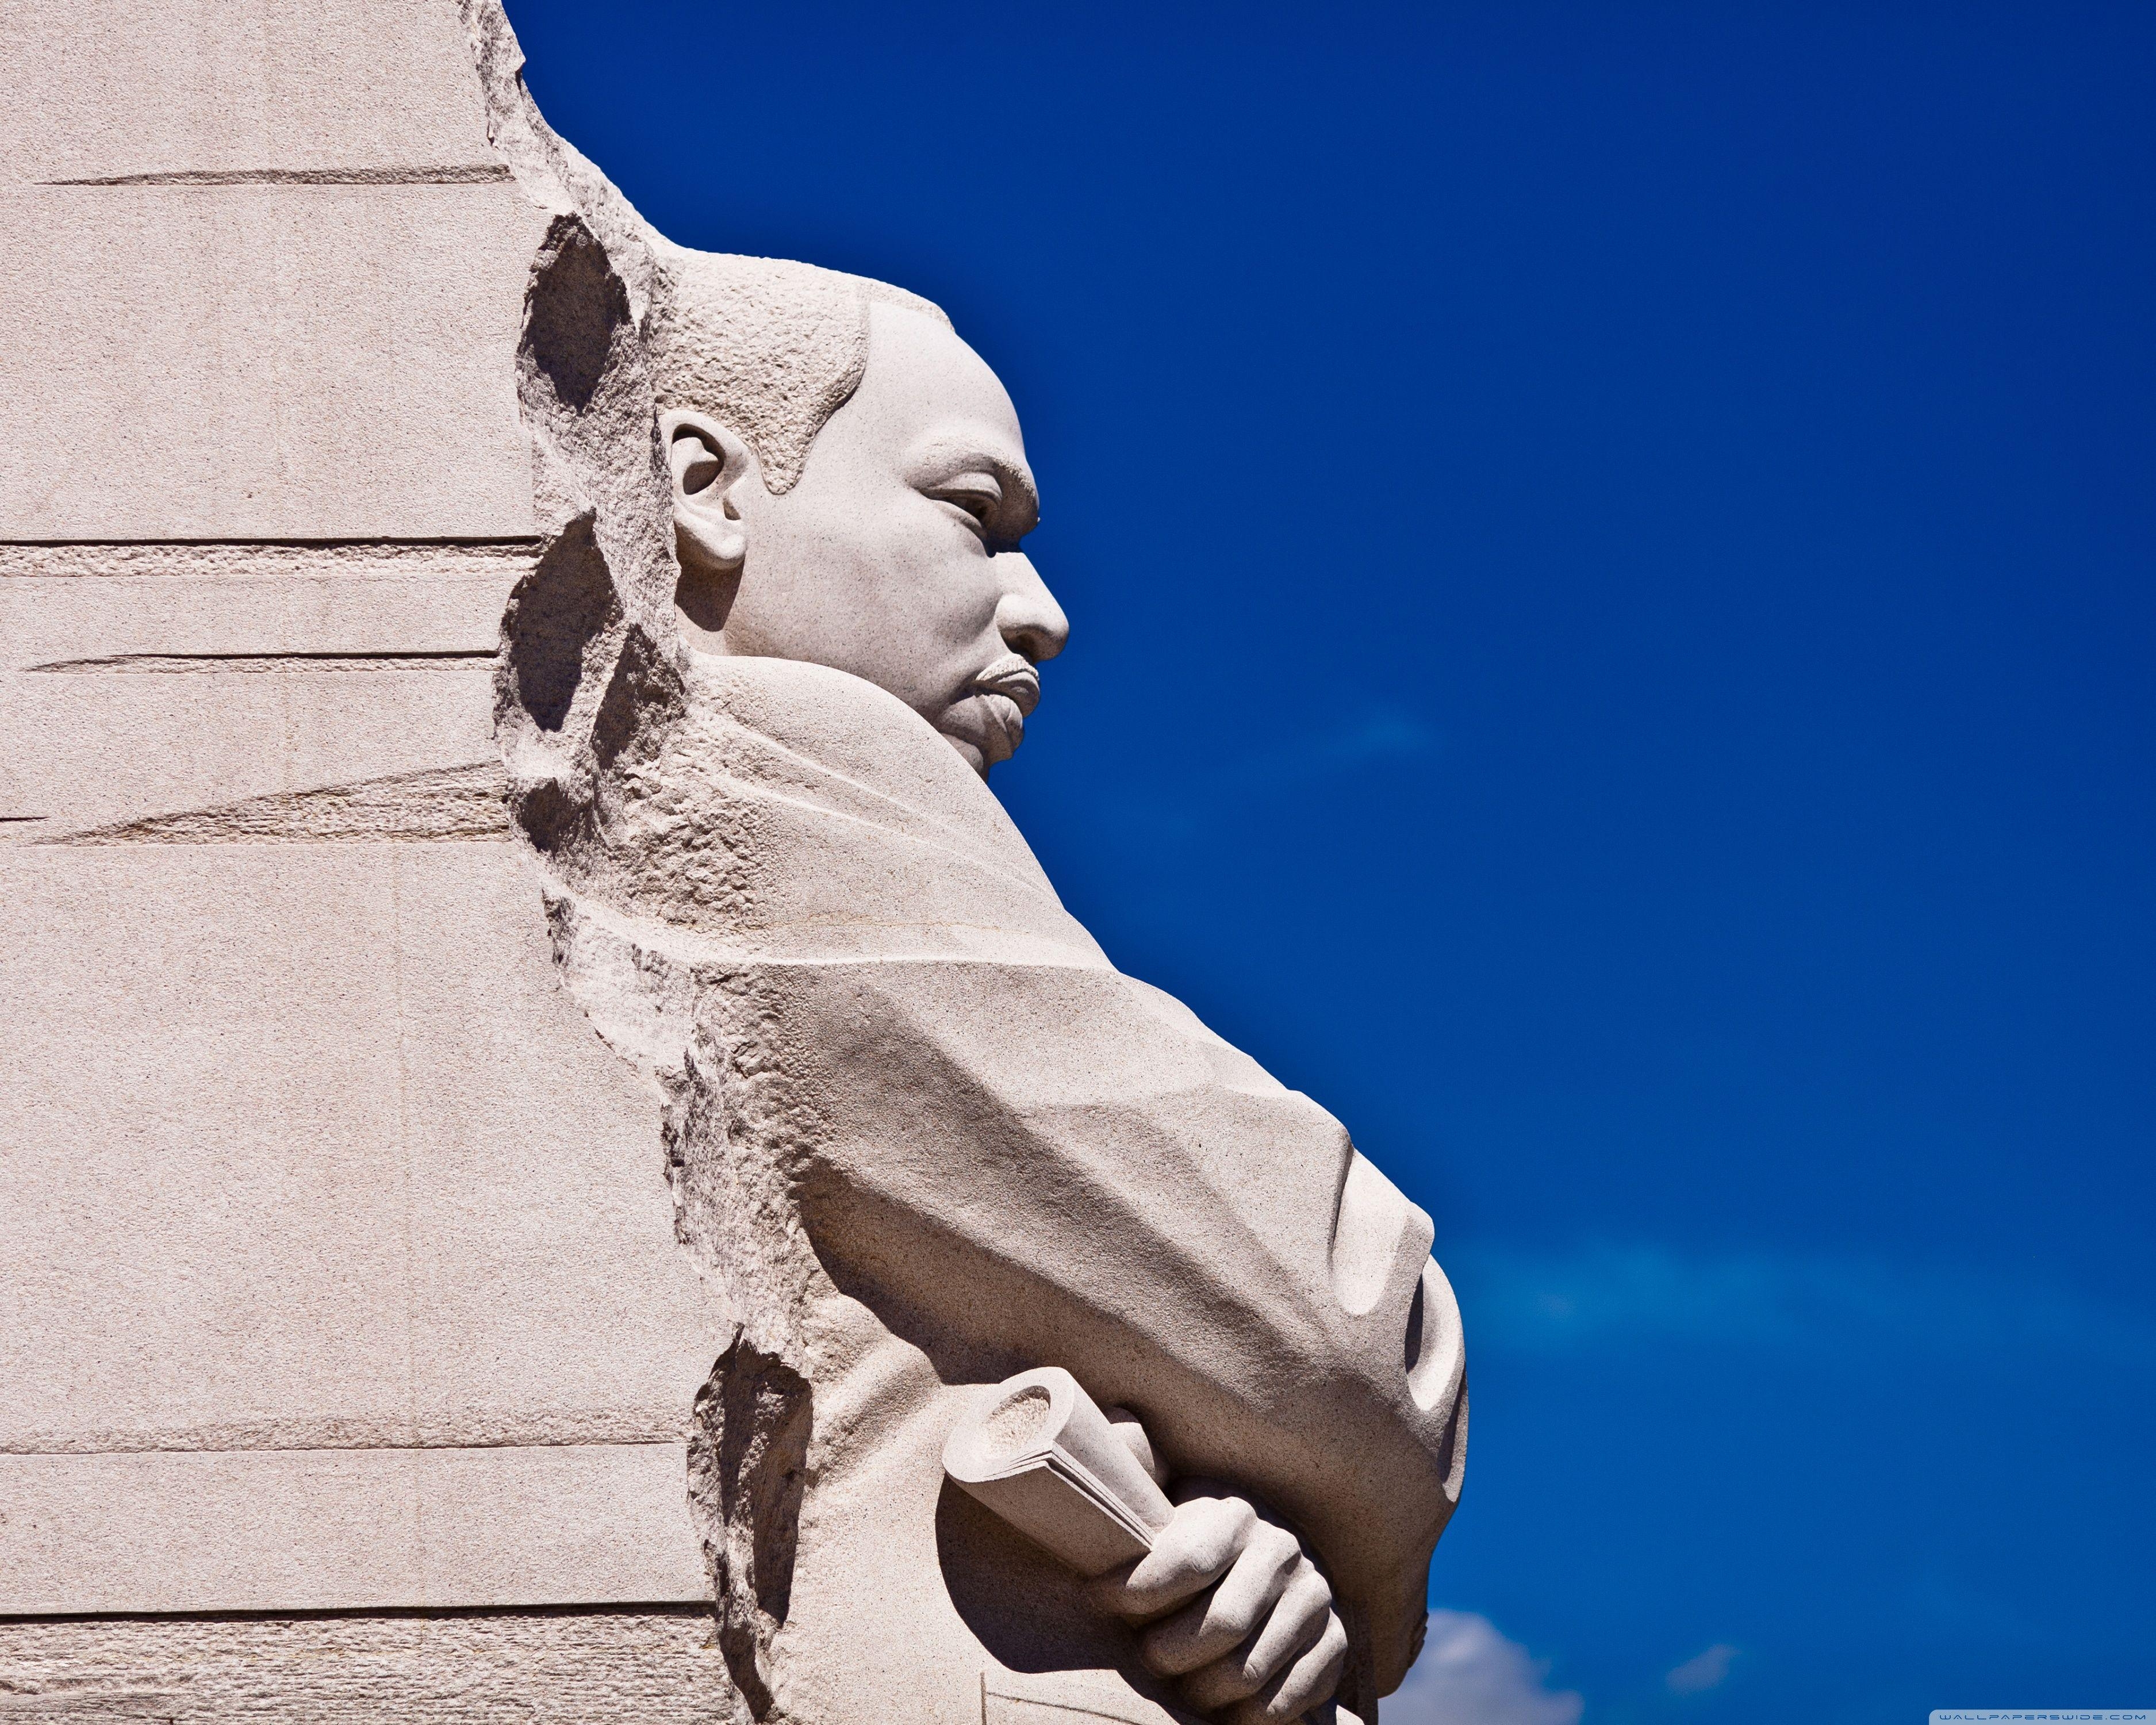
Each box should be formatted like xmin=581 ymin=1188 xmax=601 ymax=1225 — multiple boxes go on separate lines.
xmin=930 ymin=476 xmax=1002 ymax=535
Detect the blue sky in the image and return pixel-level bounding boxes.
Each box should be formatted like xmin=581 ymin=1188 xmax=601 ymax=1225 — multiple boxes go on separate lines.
xmin=501 ymin=3 xmax=2156 ymax=1716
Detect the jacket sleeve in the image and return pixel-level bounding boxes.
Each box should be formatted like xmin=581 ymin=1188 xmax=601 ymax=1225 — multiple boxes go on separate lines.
xmin=749 ymin=954 xmax=1467 ymax=1704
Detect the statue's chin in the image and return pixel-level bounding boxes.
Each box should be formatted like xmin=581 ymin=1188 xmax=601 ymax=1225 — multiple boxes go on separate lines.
xmin=938 ymin=691 xmax=1026 ymax=777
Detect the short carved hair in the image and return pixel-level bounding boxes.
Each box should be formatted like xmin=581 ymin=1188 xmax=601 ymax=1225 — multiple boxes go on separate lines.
xmin=645 ymin=240 xmax=951 ymax=494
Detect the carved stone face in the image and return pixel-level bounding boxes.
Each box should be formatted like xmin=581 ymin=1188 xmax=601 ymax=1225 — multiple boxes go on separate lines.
xmin=669 ymin=303 xmax=1070 ymax=775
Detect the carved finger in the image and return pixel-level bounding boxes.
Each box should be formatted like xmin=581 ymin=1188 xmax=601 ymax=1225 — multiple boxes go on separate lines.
xmin=1219 ymin=1612 xmax=1349 ymax=1725
xmin=1089 ymin=1493 xmax=1256 ymax=1620
xmin=1177 ymin=1562 xmax=1332 ymax=1709
xmin=1138 ymin=1521 xmax=1300 ymax=1677
xmin=1232 ymin=1559 xmax=1334 ymax=1689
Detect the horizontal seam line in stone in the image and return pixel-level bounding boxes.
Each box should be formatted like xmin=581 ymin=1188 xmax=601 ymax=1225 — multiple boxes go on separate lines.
xmin=39 ymin=165 xmax=515 ymax=187
xmin=2 ymin=1437 xmax=689 ymax=1458
xmin=41 ymin=825 xmax=512 ymax=849
xmin=0 ymin=537 xmax=542 ymax=550
xmin=24 ymin=651 xmax=498 ymax=673
xmin=0 ymin=1602 xmax=715 ymax=1624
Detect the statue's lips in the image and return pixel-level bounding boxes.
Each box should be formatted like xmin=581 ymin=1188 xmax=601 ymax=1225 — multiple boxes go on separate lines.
xmin=968 ymin=691 xmax=1025 ymax=769
xmin=940 ymin=654 xmax=1041 ymax=770
xmin=973 ymin=653 xmax=1041 ymax=718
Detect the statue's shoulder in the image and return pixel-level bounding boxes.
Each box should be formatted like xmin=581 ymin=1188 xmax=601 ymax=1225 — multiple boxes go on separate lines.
xmin=609 ymin=652 xmax=1105 ymax=968
xmin=681 ymin=651 xmax=1033 ymax=849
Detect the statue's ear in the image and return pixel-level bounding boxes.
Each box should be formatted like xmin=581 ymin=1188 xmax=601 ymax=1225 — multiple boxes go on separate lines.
xmin=660 ymin=408 xmax=757 ymax=582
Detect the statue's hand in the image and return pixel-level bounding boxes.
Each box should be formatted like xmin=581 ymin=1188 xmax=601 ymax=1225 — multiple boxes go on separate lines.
xmin=1088 ymin=1480 xmax=1347 ymax=1725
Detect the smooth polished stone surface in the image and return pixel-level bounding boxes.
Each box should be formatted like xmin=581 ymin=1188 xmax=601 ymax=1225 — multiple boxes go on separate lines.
xmin=0 ymin=0 xmax=500 ymax=185
xmin=0 ymin=1446 xmax=708 ymax=1615
xmin=0 ymin=184 xmax=542 ymax=541
xmin=0 ymin=0 xmax=730 ymax=1643
xmin=0 ymin=842 xmax=723 ymax=1460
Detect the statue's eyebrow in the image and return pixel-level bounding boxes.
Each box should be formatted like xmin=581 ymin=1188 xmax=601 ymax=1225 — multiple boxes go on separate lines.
xmin=983 ymin=455 xmax=1041 ymax=537
xmin=909 ymin=434 xmax=1041 ymax=536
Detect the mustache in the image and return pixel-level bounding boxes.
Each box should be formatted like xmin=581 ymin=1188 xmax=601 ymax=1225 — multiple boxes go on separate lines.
xmin=972 ymin=651 xmax=1041 ymax=717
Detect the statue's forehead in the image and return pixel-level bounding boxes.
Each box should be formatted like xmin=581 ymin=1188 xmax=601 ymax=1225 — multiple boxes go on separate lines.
xmin=858 ymin=304 xmax=1025 ymax=442
xmin=842 ymin=305 xmax=1038 ymax=519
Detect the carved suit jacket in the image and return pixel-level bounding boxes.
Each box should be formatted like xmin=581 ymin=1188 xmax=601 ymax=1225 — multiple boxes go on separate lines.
xmin=534 ymin=651 xmax=1466 ymax=1725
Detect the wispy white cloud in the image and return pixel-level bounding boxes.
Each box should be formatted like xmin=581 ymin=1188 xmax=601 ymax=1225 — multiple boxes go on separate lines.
xmin=1384 ymin=1611 xmax=1583 ymax=1725
xmin=1110 ymin=708 xmax=1439 ymax=841
xmin=1448 ymin=1243 xmax=2156 ymax=1367
xmin=1200 ymin=710 xmax=1440 ymax=798
xmin=1664 ymin=1643 xmax=1739 ymax=1695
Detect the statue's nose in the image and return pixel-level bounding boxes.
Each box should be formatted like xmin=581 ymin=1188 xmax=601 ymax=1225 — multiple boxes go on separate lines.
xmin=992 ymin=551 xmax=1070 ymax=664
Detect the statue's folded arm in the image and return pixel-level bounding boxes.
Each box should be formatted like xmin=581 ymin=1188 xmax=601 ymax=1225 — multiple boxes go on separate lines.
xmin=712 ymin=954 xmax=1466 ymax=1700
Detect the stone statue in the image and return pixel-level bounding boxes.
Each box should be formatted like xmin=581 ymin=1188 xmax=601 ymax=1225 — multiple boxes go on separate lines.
xmin=477 ymin=33 xmax=1470 ymax=1725
xmin=0 ymin=5 xmax=1461 ymax=1719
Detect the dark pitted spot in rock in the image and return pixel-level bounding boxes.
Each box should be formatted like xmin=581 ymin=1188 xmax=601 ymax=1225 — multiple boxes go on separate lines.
xmin=592 ymin=624 xmax=680 ymax=769
xmin=690 ymin=1331 xmax=813 ymax=1720
xmin=512 ymin=776 xmax=583 ymax=857
xmin=524 ymin=216 xmax=630 ymax=412
xmin=507 ymin=514 xmax=617 ymax=733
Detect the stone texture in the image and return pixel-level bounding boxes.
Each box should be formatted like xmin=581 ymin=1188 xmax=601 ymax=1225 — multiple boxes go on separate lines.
xmin=3 ymin=9 xmax=1470 ymax=1725
xmin=0 ymin=1446 xmax=706 ymax=1615
xmin=0 ymin=0 xmax=500 ymax=185
xmin=493 ymin=150 xmax=1468 ymax=1723
xmin=0 ymin=1611 xmax=727 ymax=1723
xmin=0 ymin=543 xmax=530 ymax=659
xmin=2 ymin=661 xmax=498 ymax=836
xmin=0 ymin=842 xmax=721 ymax=1450
xmin=0 ymin=837 xmax=727 ymax=1609
xmin=0 ymin=185 xmax=542 ymax=541
xmin=0 ymin=543 xmax=527 ymax=832
xmin=0 ymin=0 xmax=728 ymax=1650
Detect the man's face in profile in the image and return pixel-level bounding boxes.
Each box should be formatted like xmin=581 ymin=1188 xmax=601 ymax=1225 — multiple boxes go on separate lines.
xmin=673 ymin=304 xmax=1069 ymax=775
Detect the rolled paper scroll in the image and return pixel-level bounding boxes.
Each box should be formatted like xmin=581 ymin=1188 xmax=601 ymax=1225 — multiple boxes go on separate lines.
xmin=943 ymin=1367 xmax=1177 ymax=1578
